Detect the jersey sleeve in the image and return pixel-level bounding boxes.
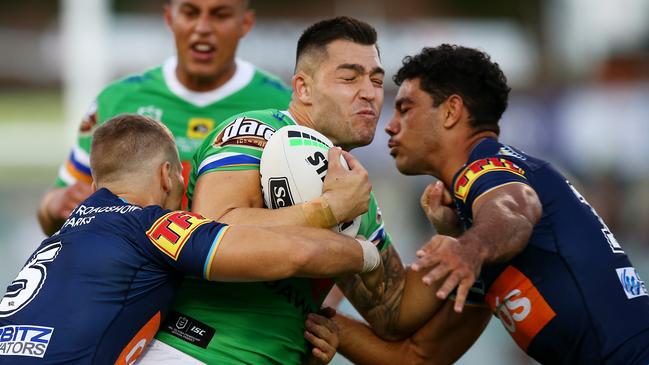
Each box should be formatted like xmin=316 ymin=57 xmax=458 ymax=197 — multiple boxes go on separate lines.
xmin=193 ymin=114 xmax=278 ymax=178
xmin=453 ymin=156 xmax=530 ymax=215
xmin=358 ymin=192 xmax=392 ymax=252
xmin=54 ymin=101 xmax=98 ymax=187
xmin=140 ymin=208 xmax=230 ymax=280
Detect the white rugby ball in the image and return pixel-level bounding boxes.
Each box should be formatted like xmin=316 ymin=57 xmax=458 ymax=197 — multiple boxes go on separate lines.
xmin=260 ymin=125 xmax=361 ymax=237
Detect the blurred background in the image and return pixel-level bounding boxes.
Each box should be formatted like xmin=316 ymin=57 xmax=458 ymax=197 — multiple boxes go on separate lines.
xmin=1 ymin=0 xmax=648 ymax=364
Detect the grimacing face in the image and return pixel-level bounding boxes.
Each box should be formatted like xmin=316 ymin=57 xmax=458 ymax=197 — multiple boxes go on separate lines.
xmin=164 ymin=0 xmax=253 ymax=90
xmin=310 ymin=40 xmax=385 ymax=150
xmin=385 ymin=78 xmax=444 ymax=176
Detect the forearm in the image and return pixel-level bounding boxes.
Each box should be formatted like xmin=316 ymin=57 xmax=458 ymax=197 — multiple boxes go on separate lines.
xmin=337 ymin=245 xmax=406 ymax=340
xmin=336 ymin=301 xmax=490 ymax=365
xmin=37 ymin=189 xmax=65 ymax=236
xmin=335 ymin=313 xmax=420 ymax=365
xmin=210 ymin=225 xmax=375 ymax=281
xmin=217 ymin=205 xmax=309 ymax=226
xmin=196 ymin=195 xmax=336 ymax=230
xmin=267 ymin=226 xmax=371 ymax=278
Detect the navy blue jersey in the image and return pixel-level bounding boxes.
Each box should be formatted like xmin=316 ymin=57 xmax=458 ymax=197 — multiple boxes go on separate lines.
xmin=452 ymin=138 xmax=649 ymax=365
xmin=0 ymin=188 xmax=228 ymax=364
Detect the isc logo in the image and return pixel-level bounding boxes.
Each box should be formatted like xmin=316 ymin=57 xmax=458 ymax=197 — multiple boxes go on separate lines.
xmin=190 ymin=326 xmax=206 ymax=336
xmin=268 ymin=178 xmax=295 ymax=209
xmin=486 ymin=266 xmax=555 ymax=351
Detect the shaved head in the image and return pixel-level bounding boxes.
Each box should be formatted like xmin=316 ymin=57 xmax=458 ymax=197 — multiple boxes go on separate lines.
xmin=91 ymin=114 xmax=180 ymax=185
xmin=295 ymin=16 xmax=378 ymax=76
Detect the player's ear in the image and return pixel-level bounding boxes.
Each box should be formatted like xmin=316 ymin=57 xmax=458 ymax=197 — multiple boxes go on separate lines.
xmin=90 ymin=181 xmax=98 ymax=193
xmin=160 ymin=161 xmax=173 ymax=194
xmin=292 ymin=72 xmax=313 ymax=105
xmin=240 ymin=9 xmax=256 ymax=37
xmin=163 ymin=3 xmax=173 ymax=30
xmin=442 ymin=94 xmax=463 ymax=129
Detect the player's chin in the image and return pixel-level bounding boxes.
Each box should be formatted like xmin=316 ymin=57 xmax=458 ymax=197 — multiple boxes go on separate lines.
xmin=394 ymin=156 xmax=419 ymax=176
xmin=186 ymin=62 xmax=221 ymax=79
xmin=351 ymin=118 xmax=377 ymax=143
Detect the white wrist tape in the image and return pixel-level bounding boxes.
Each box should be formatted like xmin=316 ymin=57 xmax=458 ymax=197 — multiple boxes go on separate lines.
xmin=357 ymin=239 xmax=381 ymax=273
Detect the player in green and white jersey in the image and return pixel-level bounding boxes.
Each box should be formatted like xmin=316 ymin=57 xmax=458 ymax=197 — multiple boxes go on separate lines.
xmin=37 ymin=0 xmax=290 ymax=235
xmin=157 ymin=107 xmax=390 ymax=364
xmin=155 ymin=17 xmax=451 ymax=365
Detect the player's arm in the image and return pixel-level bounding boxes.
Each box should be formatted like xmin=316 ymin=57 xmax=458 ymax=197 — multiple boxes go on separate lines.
xmin=337 ymin=259 xmax=474 ymax=341
xmin=207 ymin=225 xmax=380 ymax=281
xmin=38 ymin=104 xmax=98 ymax=236
xmin=334 ymin=300 xmax=491 ymax=365
xmin=192 ymin=147 xmax=369 ymax=227
xmin=336 ymin=241 xmax=413 ymax=340
xmin=414 ymin=182 xmax=542 ymax=312
xmin=38 ymin=183 xmax=93 ymax=235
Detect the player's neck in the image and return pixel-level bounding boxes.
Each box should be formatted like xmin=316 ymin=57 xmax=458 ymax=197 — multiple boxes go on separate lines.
xmin=176 ymin=62 xmax=237 ymax=92
xmin=287 ymin=102 xmax=317 ymax=130
xmin=438 ymin=131 xmax=498 ymax=187
xmin=100 ymin=183 xmax=160 ymax=208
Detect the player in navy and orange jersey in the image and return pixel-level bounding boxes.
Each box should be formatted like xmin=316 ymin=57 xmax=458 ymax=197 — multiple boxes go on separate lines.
xmin=334 ymin=45 xmax=649 ymax=365
xmin=0 ymin=114 xmax=380 ymax=364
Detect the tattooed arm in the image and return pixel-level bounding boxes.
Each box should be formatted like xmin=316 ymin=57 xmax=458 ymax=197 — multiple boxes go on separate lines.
xmin=337 ymin=245 xmax=447 ymax=340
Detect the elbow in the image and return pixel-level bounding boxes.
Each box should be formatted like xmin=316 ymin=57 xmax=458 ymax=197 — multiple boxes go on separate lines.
xmin=286 ymin=243 xmax=320 ymax=277
xmin=376 ymin=325 xmax=411 ymax=341
xmin=399 ymin=338 xmax=438 ymax=365
xmin=521 ymin=184 xmax=542 ymax=226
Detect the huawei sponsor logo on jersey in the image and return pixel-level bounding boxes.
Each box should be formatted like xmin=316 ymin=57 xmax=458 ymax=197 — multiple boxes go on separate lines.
xmin=213 ymin=117 xmax=276 ymax=149
xmin=486 ymin=266 xmax=555 ymax=351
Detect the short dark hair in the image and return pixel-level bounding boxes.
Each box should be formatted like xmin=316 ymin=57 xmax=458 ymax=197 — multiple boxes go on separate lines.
xmin=91 ymin=114 xmax=179 ymax=183
xmin=394 ymin=44 xmax=511 ymax=134
xmin=296 ymin=16 xmax=378 ymax=69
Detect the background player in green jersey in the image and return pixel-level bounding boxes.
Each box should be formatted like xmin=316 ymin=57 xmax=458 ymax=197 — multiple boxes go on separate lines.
xmin=37 ymin=0 xmax=291 ymax=235
xmin=155 ymin=17 xmax=461 ymax=365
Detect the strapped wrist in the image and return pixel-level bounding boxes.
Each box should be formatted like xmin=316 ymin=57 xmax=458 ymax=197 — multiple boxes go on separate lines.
xmin=302 ymin=196 xmax=338 ymax=228
xmin=356 ymin=239 xmax=380 ymax=273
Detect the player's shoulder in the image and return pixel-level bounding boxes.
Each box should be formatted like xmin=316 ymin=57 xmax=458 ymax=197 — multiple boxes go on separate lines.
xmin=97 ymin=64 xmax=163 ymax=100
xmin=246 ymin=63 xmax=292 ymax=95
xmin=200 ymin=109 xmax=292 ymax=152
xmin=212 ymin=108 xmax=294 ymax=140
xmin=232 ymin=60 xmax=291 ymax=104
xmin=468 ymin=138 xmax=540 ymax=170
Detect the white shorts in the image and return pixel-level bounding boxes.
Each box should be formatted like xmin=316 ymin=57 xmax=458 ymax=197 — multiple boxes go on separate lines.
xmin=135 ymin=339 xmax=206 ymax=365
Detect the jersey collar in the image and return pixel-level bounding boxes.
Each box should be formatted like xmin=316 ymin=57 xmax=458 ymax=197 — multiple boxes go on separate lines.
xmin=162 ymin=57 xmax=255 ymax=107
xmin=279 ymin=110 xmax=297 ymax=124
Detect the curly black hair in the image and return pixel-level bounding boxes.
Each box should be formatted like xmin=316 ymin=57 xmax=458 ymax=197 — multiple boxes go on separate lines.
xmin=394 ymin=44 xmax=510 ymax=134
